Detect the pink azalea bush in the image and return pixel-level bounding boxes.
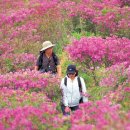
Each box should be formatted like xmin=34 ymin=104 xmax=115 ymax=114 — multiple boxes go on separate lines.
xmin=0 ymin=70 xmax=60 ymax=90
xmin=0 ymin=52 xmax=36 ymax=73
xmin=0 ymin=87 xmax=130 ymax=130
xmin=62 ymin=0 xmax=130 ymax=38
xmin=66 ymin=36 xmax=130 ymax=68
xmin=0 ymin=103 xmax=64 ymax=129
xmin=66 ymin=36 xmax=130 ymax=85
xmin=103 ymin=85 xmax=130 ymax=110
xmin=99 ymin=63 xmax=127 ymax=87
xmin=99 ymin=64 xmax=130 ymax=109
xmin=0 ymin=70 xmax=61 ymax=102
xmin=0 ymin=0 xmax=65 ymax=45
xmin=71 ymin=99 xmax=130 ymax=130
xmin=0 ymin=88 xmax=49 ymax=108
xmin=0 ymin=43 xmax=14 ymax=55
xmin=120 ymin=0 xmax=130 ymax=6
xmin=0 ymin=41 xmax=36 ymax=74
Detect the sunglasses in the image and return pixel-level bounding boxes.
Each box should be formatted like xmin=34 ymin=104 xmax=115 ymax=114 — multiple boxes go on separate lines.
xmin=68 ymin=73 xmax=75 ymax=75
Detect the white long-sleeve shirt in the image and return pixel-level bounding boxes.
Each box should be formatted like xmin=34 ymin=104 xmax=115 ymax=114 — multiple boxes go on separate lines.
xmin=60 ymin=76 xmax=88 ymax=107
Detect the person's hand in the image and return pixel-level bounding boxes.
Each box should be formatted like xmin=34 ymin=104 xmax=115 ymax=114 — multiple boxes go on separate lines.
xmin=65 ymin=106 xmax=71 ymax=113
xmin=34 ymin=66 xmax=38 ymax=71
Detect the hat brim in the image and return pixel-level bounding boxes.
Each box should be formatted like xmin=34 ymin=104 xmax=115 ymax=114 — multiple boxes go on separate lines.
xmin=40 ymin=44 xmax=55 ymax=51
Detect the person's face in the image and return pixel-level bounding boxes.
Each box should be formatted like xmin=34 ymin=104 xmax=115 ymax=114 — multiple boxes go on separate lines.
xmin=45 ymin=47 xmax=53 ymax=55
xmin=68 ymin=72 xmax=76 ymax=79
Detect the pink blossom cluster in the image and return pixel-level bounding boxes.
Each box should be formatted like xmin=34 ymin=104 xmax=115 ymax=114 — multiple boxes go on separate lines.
xmin=9 ymin=22 xmax=40 ymax=40
xmin=0 ymin=2 xmax=40 ymax=42
xmin=99 ymin=63 xmax=127 ymax=87
xmin=12 ymin=53 xmax=36 ymax=70
xmin=71 ymin=99 xmax=130 ymax=130
xmin=0 ymin=87 xmax=50 ymax=108
xmin=0 ymin=0 xmax=61 ymax=43
xmin=0 ymin=70 xmax=60 ymax=90
xmin=0 ymin=43 xmax=14 ymax=55
xmin=2 ymin=8 xmax=35 ymax=26
xmin=36 ymin=0 xmax=59 ymax=15
xmin=0 ymin=52 xmax=36 ymax=73
xmin=99 ymin=64 xmax=130 ymax=104
xmin=103 ymin=85 xmax=127 ymax=103
xmin=66 ymin=36 xmax=130 ymax=67
xmin=124 ymin=87 xmax=130 ymax=92
xmin=66 ymin=37 xmax=106 ymax=62
xmin=120 ymin=0 xmax=130 ymax=6
xmin=62 ymin=0 xmax=130 ymax=37
xmin=127 ymin=66 xmax=130 ymax=82
xmin=99 ymin=74 xmax=118 ymax=87
xmin=0 ymin=103 xmax=63 ymax=129
xmin=0 ymin=87 xmax=129 ymax=129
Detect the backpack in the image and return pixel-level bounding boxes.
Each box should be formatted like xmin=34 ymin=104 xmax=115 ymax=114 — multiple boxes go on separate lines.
xmin=38 ymin=51 xmax=58 ymax=71
xmin=64 ymin=76 xmax=82 ymax=92
xmin=64 ymin=76 xmax=83 ymax=103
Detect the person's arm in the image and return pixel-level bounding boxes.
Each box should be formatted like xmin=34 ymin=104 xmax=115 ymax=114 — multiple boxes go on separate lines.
xmin=60 ymin=78 xmax=69 ymax=106
xmin=60 ymin=78 xmax=71 ymax=113
xmin=57 ymin=65 xmax=62 ymax=77
xmin=34 ymin=55 xmax=40 ymax=71
xmin=81 ymin=78 xmax=88 ymax=102
xmin=55 ymin=54 xmax=62 ymax=77
xmin=34 ymin=66 xmax=38 ymax=71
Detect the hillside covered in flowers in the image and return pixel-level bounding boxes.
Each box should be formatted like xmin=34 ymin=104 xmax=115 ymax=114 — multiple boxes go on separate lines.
xmin=0 ymin=0 xmax=130 ymax=129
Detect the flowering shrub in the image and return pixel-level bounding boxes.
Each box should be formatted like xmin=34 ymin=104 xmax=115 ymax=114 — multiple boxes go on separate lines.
xmin=0 ymin=43 xmax=14 ymax=55
xmin=0 ymin=102 xmax=63 ymax=129
xmin=0 ymin=70 xmax=61 ymax=102
xmin=62 ymin=0 xmax=130 ymax=38
xmin=99 ymin=63 xmax=127 ymax=87
xmin=120 ymin=0 xmax=130 ymax=6
xmin=0 ymin=88 xmax=48 ymax=108
xmin=66 ymin=36 xmax=130 ymax=68
xmin=0 ymin=0 xmax=67 ymax=48
xmin=0 ymin=53 xmax=36 ymax=73
xmin=0 ymin=70 xmax=60 ymax=90
xmin=0 ymin=87 xmax=130 ymax=130
xmin=66 ymin=36 xmax=130 ymax=85
xmin=99 ymin=64 xmax=130 ymax=109
xmin=0 ymin=70 xmax=63 ymax=129
xmin=71 ymin=99 xmax=130 ymax=130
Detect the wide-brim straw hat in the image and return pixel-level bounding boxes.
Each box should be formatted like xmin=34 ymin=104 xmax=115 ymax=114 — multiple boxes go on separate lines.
xmin=40 ymin=41 xmax=55 ymax=51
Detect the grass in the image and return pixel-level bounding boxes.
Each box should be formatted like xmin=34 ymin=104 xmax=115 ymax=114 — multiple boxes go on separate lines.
xmin=72 ymin=31 xmax=96 ymax=40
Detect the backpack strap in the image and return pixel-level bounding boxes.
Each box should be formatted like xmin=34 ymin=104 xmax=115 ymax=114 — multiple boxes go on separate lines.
xmin=38 ymin=51 xmax=44 ymax=70
xmin=64 ymin=76 xmax=82 ymax=92
xmin=52 ymin=52 xmax=58 ymax=66
xmin=38 ymin=52 xmax=58 ymax=70
xmin=64 ymin=77 xmax=67 ymax=86
xmin=77 ymin=77 xmax=82 ymax=92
